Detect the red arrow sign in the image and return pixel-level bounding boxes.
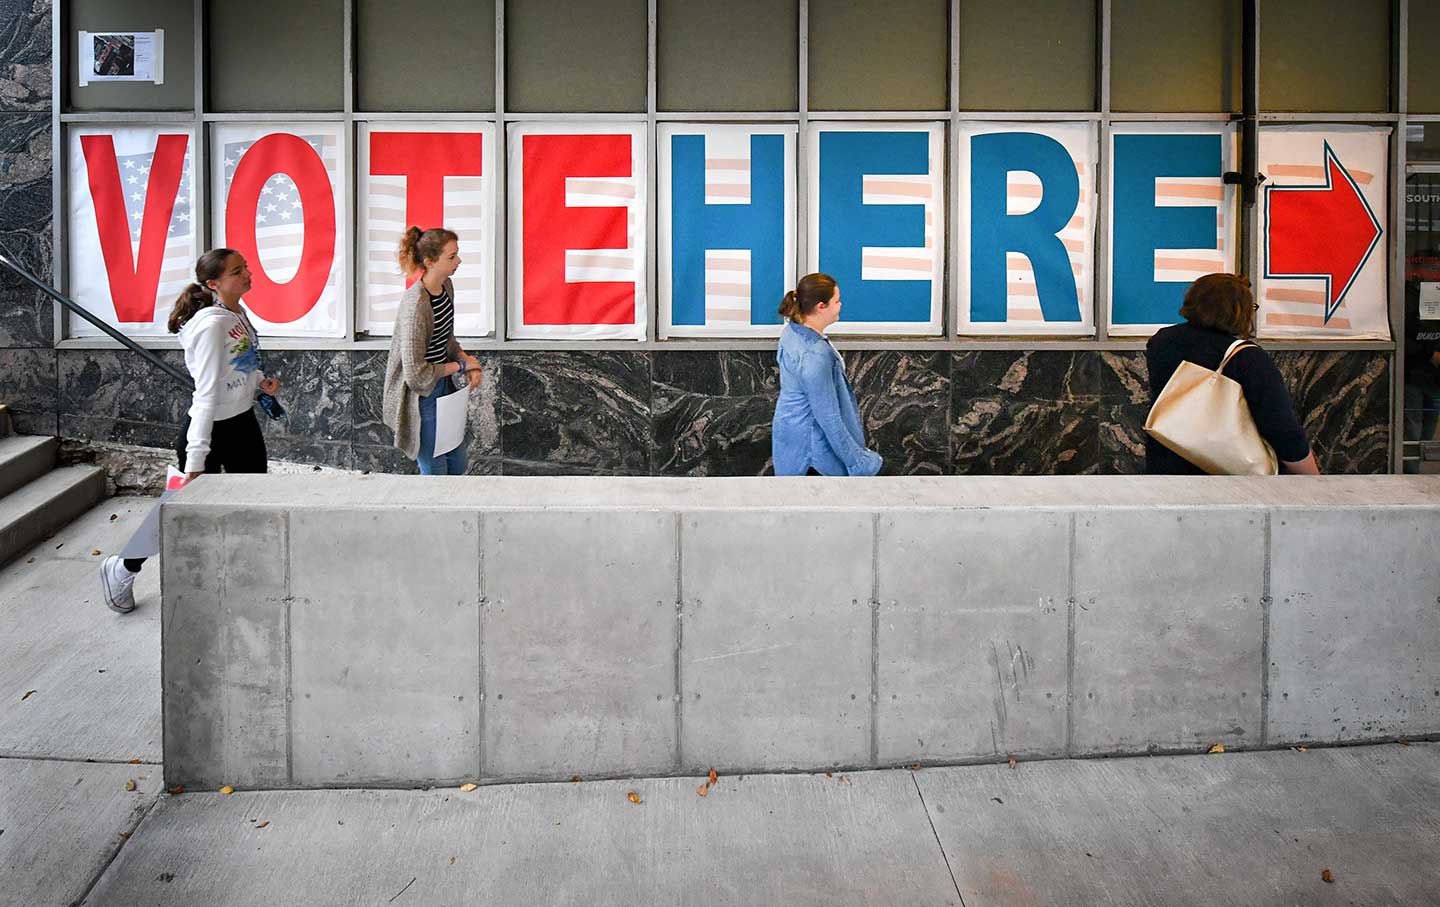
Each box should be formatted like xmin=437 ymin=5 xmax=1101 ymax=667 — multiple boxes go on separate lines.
xmin=1264 ymin=142 xmax=1382 ymax=324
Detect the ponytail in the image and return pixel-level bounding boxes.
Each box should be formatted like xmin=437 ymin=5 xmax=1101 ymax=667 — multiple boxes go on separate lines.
xmin=168 ymin=283 xmax=213 ymax=333
xmin=167 ymin=247 xmax=237 ymax=333
xmin=778 ymin=290 xmax=800 ymax=321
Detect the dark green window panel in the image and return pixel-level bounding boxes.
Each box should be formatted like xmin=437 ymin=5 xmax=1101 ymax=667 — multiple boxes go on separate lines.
xmin=958 ymin=0 xmax=1096 ymax=112
xmin=356 ymin=0 xmax=496 ymax=112
xmin=1111 ymin=0 xmax=1241 ymax=113
xmin=506 ymin=0 xmax=647 ymax=113
xmin=208 ymin=1 xmax=344 ymax=112
xmin=66 ymin=0 xmax=194 ymax=112
xmin=1409 ymin=2 xmax=1440 ymax=114
xmin=1260 ymin=0 xmax=1390 ymax=112
xmin=809 ymin=0 xmax=948 ymax=111
xmin=658 ymin=0 xmax=797 ymax=111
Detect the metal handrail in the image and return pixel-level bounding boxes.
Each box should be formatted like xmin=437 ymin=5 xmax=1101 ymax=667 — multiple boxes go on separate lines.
xmin=0 ymin=243 xmax=194 ymax=390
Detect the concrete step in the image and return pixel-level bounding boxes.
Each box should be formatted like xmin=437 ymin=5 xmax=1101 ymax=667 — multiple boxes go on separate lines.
xmin=0 ymin=434 xmax=58 ymax=499
xmin=0 ymin=465 xmax=107 ymax=566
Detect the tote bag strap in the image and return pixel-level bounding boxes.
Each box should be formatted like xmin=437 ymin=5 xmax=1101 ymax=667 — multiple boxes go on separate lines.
xmin=1217 ymin=338 xmax=1258 ymax=376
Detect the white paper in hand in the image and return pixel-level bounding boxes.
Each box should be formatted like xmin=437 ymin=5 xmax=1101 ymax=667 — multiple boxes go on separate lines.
xmin=433 ymin=386 xmax=469 ymax=457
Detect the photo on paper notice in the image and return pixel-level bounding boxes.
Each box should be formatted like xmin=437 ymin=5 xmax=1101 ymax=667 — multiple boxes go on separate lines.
xmin=78 ymin=30 xmax=163 ymax=86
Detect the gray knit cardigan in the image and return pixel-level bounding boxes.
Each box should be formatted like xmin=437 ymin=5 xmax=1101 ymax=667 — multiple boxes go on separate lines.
xmin=381 ymin=277 xmax=462 ymax=460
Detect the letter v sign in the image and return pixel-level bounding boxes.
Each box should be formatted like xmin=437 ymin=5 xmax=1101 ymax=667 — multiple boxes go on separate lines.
xmin=79 ymin=133 xmax=189 ymax=323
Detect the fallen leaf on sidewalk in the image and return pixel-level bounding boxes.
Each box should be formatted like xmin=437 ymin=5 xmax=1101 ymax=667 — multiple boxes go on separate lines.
xmin=91 ymin=549 xmax=102 ymax=556
xmin=1008 ymin=756 xmax=1017 ymax=769
xmin=118 ymin=831 xmax=130 ymax=839
xmin=910 ymin=763 xmax=922 ymax=771
xmin=167 ymin=786 xmax=184 ymax=795
xmin=124 ymin=780 xmax=136 ymax=792
xmin=708 ymin=767 xmax=718 ymax=785
xmin=20 ymin=691 xmax=35 ymax=701
xmin=1295 ymin=746 xmax=1308 ymax=753
xmin=696 ymin=782 xmax=709 ymax=797
xmin=570 ymin=775 xmax=582 ymax=783
xmin=219 ymin=786 xmax=234 ymax=795
xmin=1208 ymin=743 xmax=1225 ymax=754
xmin=824 ymin=772 xmax=833 ymax=778
xmin=128 ymin=759 xmax=142 ymax=764
xmin=459 ymin=783 xmax=478 ymax=792
xmin=1397 ymin=738 xmax=1410 ymax=746
xmin=840 ymin=775 xmax=850 ymax=784
xmin=627 ymin=791 xmax=642 ymax=804
xmin=255 ymin=820 xmax=269 ymax=829
xmin=1321 ymin=869 xmax=1334 ymax=883
xmin=449 ymin=856 xmax=455 ymax=865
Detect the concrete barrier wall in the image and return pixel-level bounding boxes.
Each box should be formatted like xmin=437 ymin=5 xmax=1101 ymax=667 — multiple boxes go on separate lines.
xmin=161 ymin=476 xmax=1440 ymax=789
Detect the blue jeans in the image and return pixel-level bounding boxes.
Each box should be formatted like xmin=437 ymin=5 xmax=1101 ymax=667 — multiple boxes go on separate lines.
xmin=416 ymin=375 xmax=468 ymax=475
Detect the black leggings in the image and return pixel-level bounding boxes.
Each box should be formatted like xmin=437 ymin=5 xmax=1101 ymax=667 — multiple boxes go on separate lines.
xmin=123 ymin=409 xmax=267 ymax=572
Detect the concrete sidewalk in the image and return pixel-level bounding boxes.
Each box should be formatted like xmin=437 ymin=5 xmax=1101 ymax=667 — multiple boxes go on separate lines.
xmin=2 ymin=498 xmax=1438 ymax=906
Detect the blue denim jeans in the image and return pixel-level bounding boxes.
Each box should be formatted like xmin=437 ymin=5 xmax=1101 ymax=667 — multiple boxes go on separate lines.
xmin=416 ymin=374 xmax=467 ymax=475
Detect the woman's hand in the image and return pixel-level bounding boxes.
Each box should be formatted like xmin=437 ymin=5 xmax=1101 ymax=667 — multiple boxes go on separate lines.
xmin=461 ymin=354 xmax=483 ymax=391
xmin=259 ymin=376 xmax=280 ymax=395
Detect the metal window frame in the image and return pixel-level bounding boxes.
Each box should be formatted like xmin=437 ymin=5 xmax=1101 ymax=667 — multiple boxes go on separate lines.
xmin=45 ymin=0 xmax=1405 ymax=406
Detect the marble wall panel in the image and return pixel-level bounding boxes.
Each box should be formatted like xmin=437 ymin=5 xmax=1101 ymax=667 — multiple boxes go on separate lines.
xmin=652 ymin=351 xmax=778 ymax=476
xmin=255 ymin=350 xmax=352 ymax=443
xmin=499 ymin=351 xmax=651 ymax=474
xmin=845 ymin=351 xmax=950 ymax=476
xmin=1097 ymin=352 xmax=1150 ymax=475
xmin=1273 ymin=350 xmax=1390 ymax=475
xmin=0 ymin=1 xmax=51 ymax=112
xmin=57 ymin=348 xmax=187 ymax=424
xmin=0 ymin=346 xmax=55 ymax=433
xmin=951 ymin=351 xmax=1099 ymax=475
xmin=0 ymin=111 xmax=52 ymax=348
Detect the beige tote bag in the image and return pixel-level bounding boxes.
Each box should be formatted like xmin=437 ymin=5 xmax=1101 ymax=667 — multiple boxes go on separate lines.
xmin=1144 ymin=338 xmax=1278 ymax=476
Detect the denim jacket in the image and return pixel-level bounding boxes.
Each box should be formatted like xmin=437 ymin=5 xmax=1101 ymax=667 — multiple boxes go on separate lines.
xmin=772 ymin=321 xmax=882 ymax=476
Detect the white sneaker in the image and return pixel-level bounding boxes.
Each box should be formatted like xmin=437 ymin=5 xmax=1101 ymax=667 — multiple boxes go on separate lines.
xmin=101 ymin=555 xmax=138 ymax=613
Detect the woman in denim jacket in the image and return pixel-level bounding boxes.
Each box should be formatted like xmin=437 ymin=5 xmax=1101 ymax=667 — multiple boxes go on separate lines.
xmin=771 ymin=273 xmax=883 ymax=476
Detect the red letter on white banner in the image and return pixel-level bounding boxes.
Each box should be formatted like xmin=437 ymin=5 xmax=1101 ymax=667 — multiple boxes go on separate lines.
xmin=369 ymin=131 xmax=484 ymax=288
xmin=521 ymin=133 xmax=633 ymax=324
xmin=78 ymin=133 xmax=189 ymax=323
xmin=225 ymin=133 xmax=336 ymax=323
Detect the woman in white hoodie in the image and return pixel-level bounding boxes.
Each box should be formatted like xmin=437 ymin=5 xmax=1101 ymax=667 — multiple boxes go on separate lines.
xmin=100 ymin=248 xmax=280 ymax=614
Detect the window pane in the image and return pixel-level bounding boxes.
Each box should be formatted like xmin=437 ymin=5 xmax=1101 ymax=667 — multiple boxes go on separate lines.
xmin=357 ymin=0 xmax=495 ymax=112
xmin=208 ymin=1 xmax=344 ymax=112
xmin=958 ymin=0 xmax=1095 ymax=112
xmin=1409 ymin=2 xmax=1440 ymax=114
xmin=506 ymin=0 xmax=647 ymax=113
xmin=66 ymin=0 xmax=194 ymax=111
xmin=1260 ymin=0 xmax=1390 ymax=112
xmin=1111 ymin=0 xmax=1240 ymax=113
xmin=809 ymin=0 xmax=947 ymax=111
xmin=658 ymin=0 xmax=797 ymax=111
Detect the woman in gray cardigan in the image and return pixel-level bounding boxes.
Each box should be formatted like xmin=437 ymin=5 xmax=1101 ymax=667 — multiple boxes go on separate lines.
xmin=381 ymin=227 xmax=483 ymax=474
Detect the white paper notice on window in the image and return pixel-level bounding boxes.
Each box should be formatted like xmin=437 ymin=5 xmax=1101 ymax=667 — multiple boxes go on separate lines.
xmin=1421 ymin=283 xmax=1440 ymax=321
xmin=433 ymin=387 xmax=469 ymax=457
xmin=78 ymin=30 xmax=164 ymax=86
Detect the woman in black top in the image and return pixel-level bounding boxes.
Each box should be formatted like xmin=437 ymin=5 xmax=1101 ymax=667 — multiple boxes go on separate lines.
xmin=1145 ymin=273 xmax=1320 ymax=475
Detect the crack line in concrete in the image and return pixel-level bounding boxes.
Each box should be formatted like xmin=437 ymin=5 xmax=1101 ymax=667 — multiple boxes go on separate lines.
xmin=909 ymin=770 xmax=967 ymax=907
xmin=71 ymin=788 xmax=162 ymax=907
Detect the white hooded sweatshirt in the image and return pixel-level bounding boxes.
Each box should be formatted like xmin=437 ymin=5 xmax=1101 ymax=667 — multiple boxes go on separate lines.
xmin=178 ymin=304 xmax=266 ymax=473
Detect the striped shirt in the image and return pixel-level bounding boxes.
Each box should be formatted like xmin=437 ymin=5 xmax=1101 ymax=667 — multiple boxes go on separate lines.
xmin=423 ymin=288 xmax=454 ymax=364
